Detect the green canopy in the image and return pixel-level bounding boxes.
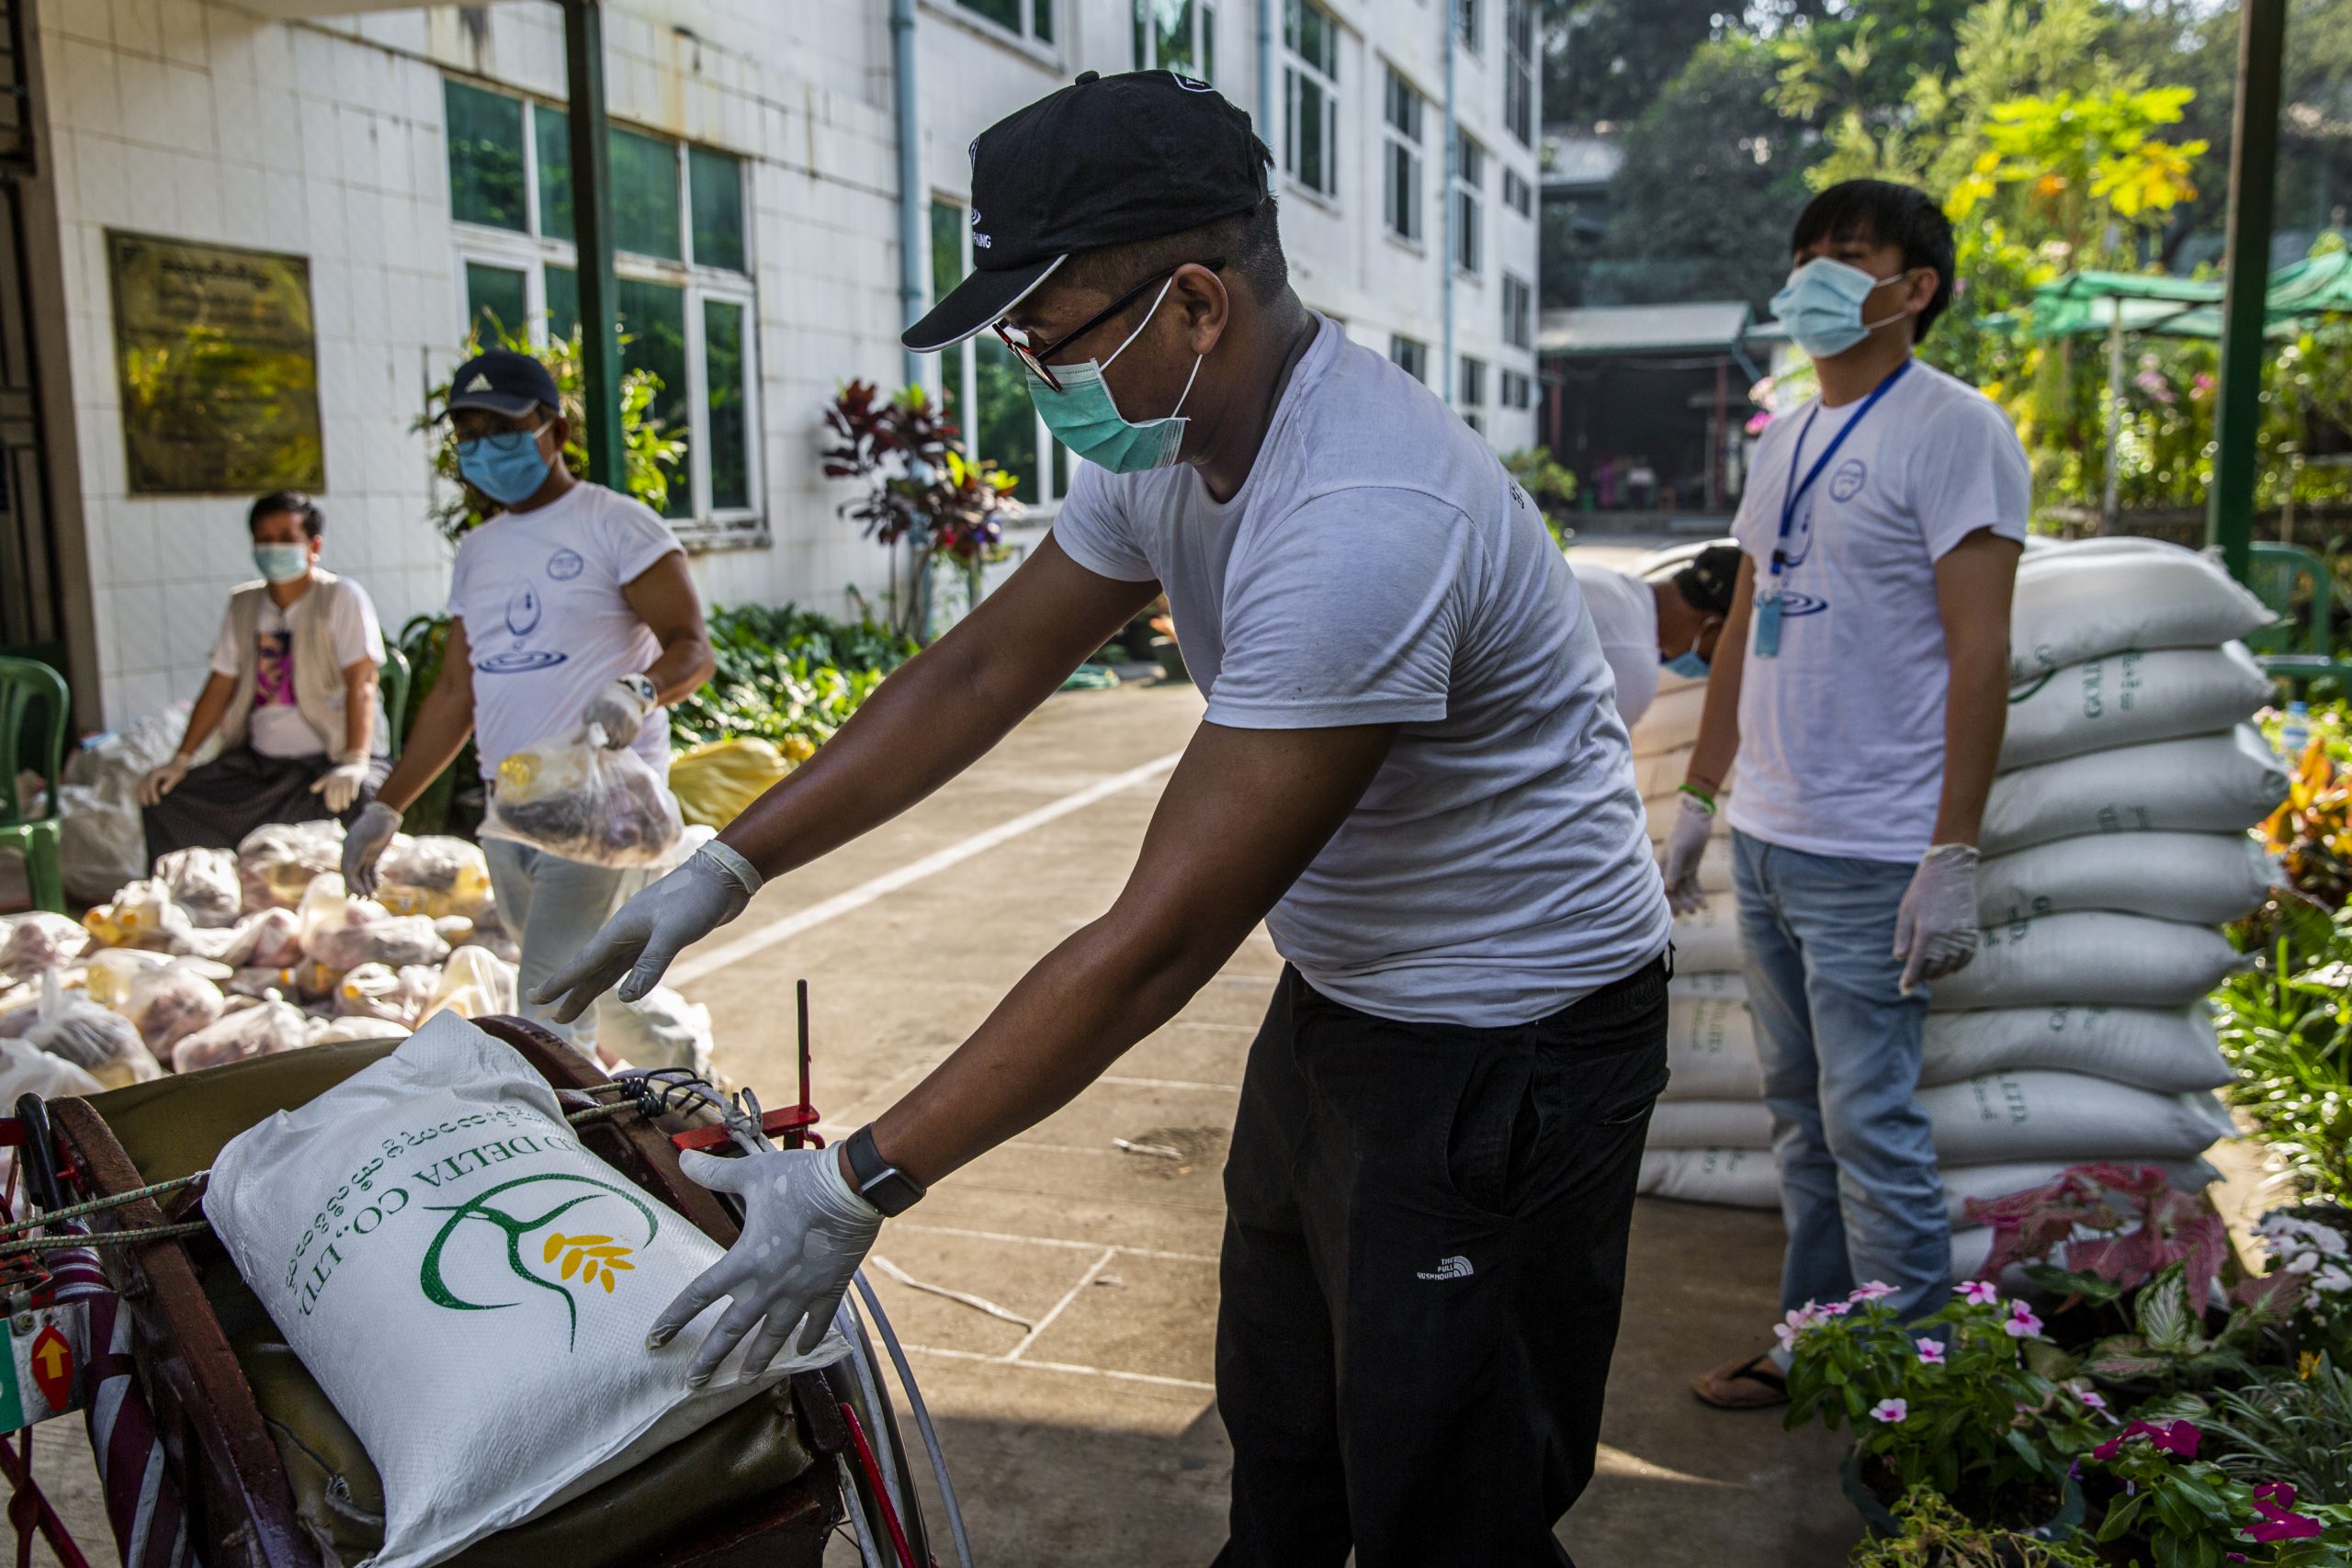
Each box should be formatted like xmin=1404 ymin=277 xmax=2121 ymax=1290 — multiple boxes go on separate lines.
xmin=2032 ymin=253 xmax=2352 ymax=341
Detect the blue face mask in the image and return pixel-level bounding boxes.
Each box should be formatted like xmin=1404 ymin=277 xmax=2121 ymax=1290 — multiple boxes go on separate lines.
xmin=457 ymin=426 xmax=553 ymax=505
xmin=1664 ymin=649 xmax=1711 ymax=679
xmin=1023 ymin=277 xmax=1204 ymax=474
xmin=1770 ymin=258 xmax=1918 ymax=361
xmin=252 ymin=543 xmax=310 ymax=584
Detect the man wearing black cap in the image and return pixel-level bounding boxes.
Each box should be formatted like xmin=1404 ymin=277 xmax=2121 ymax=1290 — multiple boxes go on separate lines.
xmin=537 ymin=72 xmax=1670 ymax=1565
xmin=342 ymin=347 xmax=713 ymax=1057
xmin=1569 ymin=543 xmax=1743 ymax=727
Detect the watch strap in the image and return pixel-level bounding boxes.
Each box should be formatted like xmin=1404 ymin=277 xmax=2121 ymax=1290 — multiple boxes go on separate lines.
xmin=842 ymin=1124 xmax=925 ymax=1216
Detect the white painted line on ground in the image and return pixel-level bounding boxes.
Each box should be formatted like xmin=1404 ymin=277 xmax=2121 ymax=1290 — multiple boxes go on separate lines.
xmin=899 ymin=1341 xmax=1216 ymax=1393
xmin=669 ymin=749 xmax=1186 ymax=986
xmin=1007 ymin=1247 xmax=1117 ymax=1361
xmin=1099 ymin=1073 xmax=1243 ymax=1094
xmin=894 ymin=1219 xmax=1218 ymax=1266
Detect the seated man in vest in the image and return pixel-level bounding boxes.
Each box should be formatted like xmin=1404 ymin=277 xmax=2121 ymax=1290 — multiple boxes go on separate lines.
xmin=139 ymin=491 xmax=390 ymax=863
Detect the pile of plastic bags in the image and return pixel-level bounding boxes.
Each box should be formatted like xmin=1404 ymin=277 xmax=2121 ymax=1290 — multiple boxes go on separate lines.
xmin=0 ymin=821 xmax=523 ymax=1085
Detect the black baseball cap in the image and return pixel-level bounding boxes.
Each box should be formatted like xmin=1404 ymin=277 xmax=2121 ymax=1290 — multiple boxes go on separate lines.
xmin=1674 ymin=545 xmax=1745 ymax=617
xmin=442 ymin=348 xmax=561 ymax=419
xmin=902 ymin=70 xmax=1272 ymax=353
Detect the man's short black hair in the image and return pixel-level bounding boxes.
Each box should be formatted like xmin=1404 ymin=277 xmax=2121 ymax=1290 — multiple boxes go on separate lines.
xmin=249 ymin=491 xmax=322 ymax=540
xmin=1789 ymin=180 xmax=1957 ymax=344
xmin=1061 ymin=194 xmax=1289 ymax=312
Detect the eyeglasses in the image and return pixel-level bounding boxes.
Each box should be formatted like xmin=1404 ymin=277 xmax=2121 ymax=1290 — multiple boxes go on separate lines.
xmin=993 ymin=257 xmax=1227 ymax=394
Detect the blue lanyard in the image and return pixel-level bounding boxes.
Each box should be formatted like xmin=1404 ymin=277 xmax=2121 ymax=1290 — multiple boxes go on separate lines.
xmin=1767 ymin=359 xmax=1912 ymax=581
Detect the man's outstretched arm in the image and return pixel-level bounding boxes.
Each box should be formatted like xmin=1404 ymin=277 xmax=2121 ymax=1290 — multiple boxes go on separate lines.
xmin=866 ymin=716 xmax=1396 ymax=1185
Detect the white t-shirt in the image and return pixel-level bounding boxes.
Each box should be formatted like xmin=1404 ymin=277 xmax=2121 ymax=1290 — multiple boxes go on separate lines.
xmin=1727 ymin=360 xmax=2030 ymax=863
xmin=1569 ymin=563 xmax=1661 ymax=727
xmin=1051 ymin=317 xmax=1670 ymax=1028
xmin=210 ymin=579 xmax=385 ymax=761
xmin=447 ymin=483 xmax=682 ymax=779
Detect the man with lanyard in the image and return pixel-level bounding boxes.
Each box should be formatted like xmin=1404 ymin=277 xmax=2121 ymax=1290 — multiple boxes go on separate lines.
xmin=537 ymin=71 xmax=1671 ymax=1564
xmin=1670 ymin=180 xmax=2027 ymax=1410
xmin=1569 ymin=543 xmax=1742 ymax=727
xmin=340 ymin=348 xmax=715 ymax=1060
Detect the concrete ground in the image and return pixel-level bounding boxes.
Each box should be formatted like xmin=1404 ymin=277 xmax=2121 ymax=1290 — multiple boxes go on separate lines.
xmin=17 ymin=673 xmax=1859 ymax=1567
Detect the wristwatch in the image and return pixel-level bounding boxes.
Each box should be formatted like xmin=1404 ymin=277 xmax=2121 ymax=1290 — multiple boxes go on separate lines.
xmin=842 ymin=1124 xmax=926 ymax=1216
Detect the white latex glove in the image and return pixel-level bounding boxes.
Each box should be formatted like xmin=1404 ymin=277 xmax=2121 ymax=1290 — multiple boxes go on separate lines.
xmin=1658 ymin=791 xmax=1716 ymax=916
xmin=531 ymin=840 xmax=763 ymax=1022
xmin=339 ymin=800 xmax=403 ymax=897
xmin=137 ymin=755 xmax=191 ymax=807
xmin=310 ymin=754 xmax=372 ymax=814
xmin=650 ymin=1145 xmax=881 ymax=1386
xmin=580 ymin=675 xmax=657 ymax=749
xmin=1894 ymin=843 xmax=1982 ymax=994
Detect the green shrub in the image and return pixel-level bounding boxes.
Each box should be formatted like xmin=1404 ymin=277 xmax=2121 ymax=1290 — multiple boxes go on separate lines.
xmin=669 ymin=604 xmax=917 ymax=752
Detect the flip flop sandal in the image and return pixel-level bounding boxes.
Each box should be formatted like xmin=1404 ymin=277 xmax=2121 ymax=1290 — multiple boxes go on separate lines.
xmin=1691 ymin=1351 xmax=1789 ymax=1410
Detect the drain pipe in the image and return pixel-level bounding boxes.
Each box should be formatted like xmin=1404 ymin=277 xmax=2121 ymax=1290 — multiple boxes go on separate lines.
xmin=1441 ymin=6 xmax=1456 ymax=405
xmin=892 ymin=0 xmax=924 ymax=393
xmin=1257 ymin=0 xmax=1274 ymax=142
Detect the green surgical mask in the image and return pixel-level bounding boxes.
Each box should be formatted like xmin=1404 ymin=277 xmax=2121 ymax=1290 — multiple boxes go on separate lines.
xmin=253 ymin=543 xmax=310 ymax=583
xmin=1024 ymin=277 xmax=1203 ymax=475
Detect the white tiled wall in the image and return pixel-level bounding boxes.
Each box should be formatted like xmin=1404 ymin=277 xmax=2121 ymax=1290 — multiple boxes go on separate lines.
xmin=38 ymin=0 xmax=1536 ymax=728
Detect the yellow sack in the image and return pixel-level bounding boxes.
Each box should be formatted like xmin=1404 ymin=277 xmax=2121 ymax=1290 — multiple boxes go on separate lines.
xmin=669 ymin=738 xmax=794 ymax=830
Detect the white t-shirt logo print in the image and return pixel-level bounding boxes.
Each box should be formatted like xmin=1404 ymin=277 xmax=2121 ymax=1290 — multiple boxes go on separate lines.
xmin=1417 ymin=1256 xmax=1475 ymax=1281
xmin=464 ymin=372 xmax=492 ymax=392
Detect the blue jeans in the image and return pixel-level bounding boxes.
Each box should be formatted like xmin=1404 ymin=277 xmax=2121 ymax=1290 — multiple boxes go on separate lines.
xmin=1731 ymin=830 xmax=1949 ymax=1324
xmin=483 ymin=839 xmax=648 ymax=1058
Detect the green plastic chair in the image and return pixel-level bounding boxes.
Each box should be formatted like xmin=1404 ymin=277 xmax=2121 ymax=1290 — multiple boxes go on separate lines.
xmin=2245 ymin=542 xmax=2352 ymax=693
xmin=377 ymin=646 xmax=411 ymax=762
xmin=0 ymin=657 xmax=69 ymax=912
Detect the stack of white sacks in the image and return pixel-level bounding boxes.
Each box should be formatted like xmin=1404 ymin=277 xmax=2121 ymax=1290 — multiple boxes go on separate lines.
xmin=1630 ymin=538 xmax=2290 ymax=1277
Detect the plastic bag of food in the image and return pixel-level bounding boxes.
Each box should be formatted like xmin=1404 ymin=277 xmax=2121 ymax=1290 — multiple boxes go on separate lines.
xmin=153 ymin=847 xmax=243 ymax=928
xmin=433 ymin=916 xmax=475 ymax=948
xmin=1 ymin=913 xmax=86 ymax=979
xmin=420 ymin=946 xmax=520 ymax=1023
xmin=171 ymin=995 xmax=311 ymax=1074
xmin=335 ymin=964 xmax=437 ymax=1026
xmin=483 ymin=724 xmax=682 ymax=869
xmin=598 ymin=985 xmax=714 ymax=1077
xmin=296 ymin=875 xmax=450 ymax=973
xmin=235 ymin=821 xmax=347 ymax=911
xmin=85 ymin=948 xmax=170 ymax=1012
xmin=0 ymin=983 xmax=34 ymax=1037
xmin=24 ymin=970 xmax=158 ymax=1089
xmin=0 ymin=1035 xmax=101 ymax=1101
xmin=670 ymin=738 xmax=792 ymax=831
xmin=215 ymin=908 xmax=304 ymax=971
xmin=373 ymin=837 xmax=493 ymax=921
xmin=311 ymin=1014 xmax=412 ymax=1046
xmin=123 ymin=960 xmax=228 ymax=1057
xmin=82 ymin=879 xmax=195 ymax=953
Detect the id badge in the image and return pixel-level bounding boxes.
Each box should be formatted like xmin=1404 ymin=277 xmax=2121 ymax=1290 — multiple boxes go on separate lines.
xmin=1753 ymin=591 xmax=1784 ymax=658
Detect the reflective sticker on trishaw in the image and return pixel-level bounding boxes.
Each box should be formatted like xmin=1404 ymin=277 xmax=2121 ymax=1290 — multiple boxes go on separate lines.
xmin=0 ymin=1303 xmax=87 ymax=1432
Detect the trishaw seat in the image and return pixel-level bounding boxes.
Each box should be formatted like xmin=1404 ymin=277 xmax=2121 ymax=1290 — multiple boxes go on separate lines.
xmin=84 ymin=1041 xmax=818 ymax=1567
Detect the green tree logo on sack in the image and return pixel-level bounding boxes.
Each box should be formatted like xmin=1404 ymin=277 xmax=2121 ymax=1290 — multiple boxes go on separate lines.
xmin=419 ymin=1173 xmax=659 ymax=1349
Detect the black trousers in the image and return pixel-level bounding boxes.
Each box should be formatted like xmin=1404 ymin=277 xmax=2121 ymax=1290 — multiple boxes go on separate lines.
xmin=141 ymin=746 xmax=390 ymax=867
xmin=1213 ymin=957 xmax=1669 ymax=1568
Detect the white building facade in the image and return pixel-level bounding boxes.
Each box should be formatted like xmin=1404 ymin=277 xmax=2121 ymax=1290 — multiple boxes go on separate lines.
xmin=11 ymin=0 xmax=1540 ymax=728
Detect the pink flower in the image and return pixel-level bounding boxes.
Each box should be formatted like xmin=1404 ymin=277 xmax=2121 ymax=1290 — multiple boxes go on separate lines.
xmin=1959 ymin=1280 xmax=2000 ymax=1305
xmin=1869 ymin=1398 xmax=1907 ymax=1424
xmin=1820 ymin=1301 xmax=1851 ymax=1317
xmin=1914 ymin=1337 xmax=1946 ymax=1364
xmin=2003 ymin=1302 xmax=2044 ymax=1338
xmin=2078 ymin=1390 xmax=2107 ymax=1410
xmin=2094 ymin=1419 xmax=2202 ymax=1463
xmin=2249 ymin=1482 xmax=2323 ymax=1542
xmin=1850 ymin=1280 xmax=1895 ymax=1303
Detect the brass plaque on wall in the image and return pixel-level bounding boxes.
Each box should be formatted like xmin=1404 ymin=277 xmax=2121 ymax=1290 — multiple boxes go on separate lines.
xmin=107 ymin=232 xmax=325 ymax=494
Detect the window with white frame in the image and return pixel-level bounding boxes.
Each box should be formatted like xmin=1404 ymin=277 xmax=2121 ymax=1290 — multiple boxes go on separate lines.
xmin=1502 ymin=166 xmax=1532 ymax=219
xmin=1502 ymin=272 xmax=1532 ymax=349
xmin=1135 ymin=0 xmax=1214 ymax=77
xmin=1500 ymin=368 xmax=1532 ymax=409
xmin=1382 ymin=65 xmax=1424 ymax=244
xmin=931 ymin=197 xmax=1071 ymax=508
xmin=956 ymin=0 xmax=1056 ymax=45
xmin=447 ymin=77 xmax=758 ymax=534
xmin=1388 ymin=334 xmax=1427 ymax=383
xmin=1504 ymin=0 xmax=1535 ymax=146
xmin=1449 ymin=128 xmax=1485 ymax=276
xmin=1455 ymin=0 xmax=1482 ymax=51
xmin=1283 ymin=0 xmax=1339 ymax=200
